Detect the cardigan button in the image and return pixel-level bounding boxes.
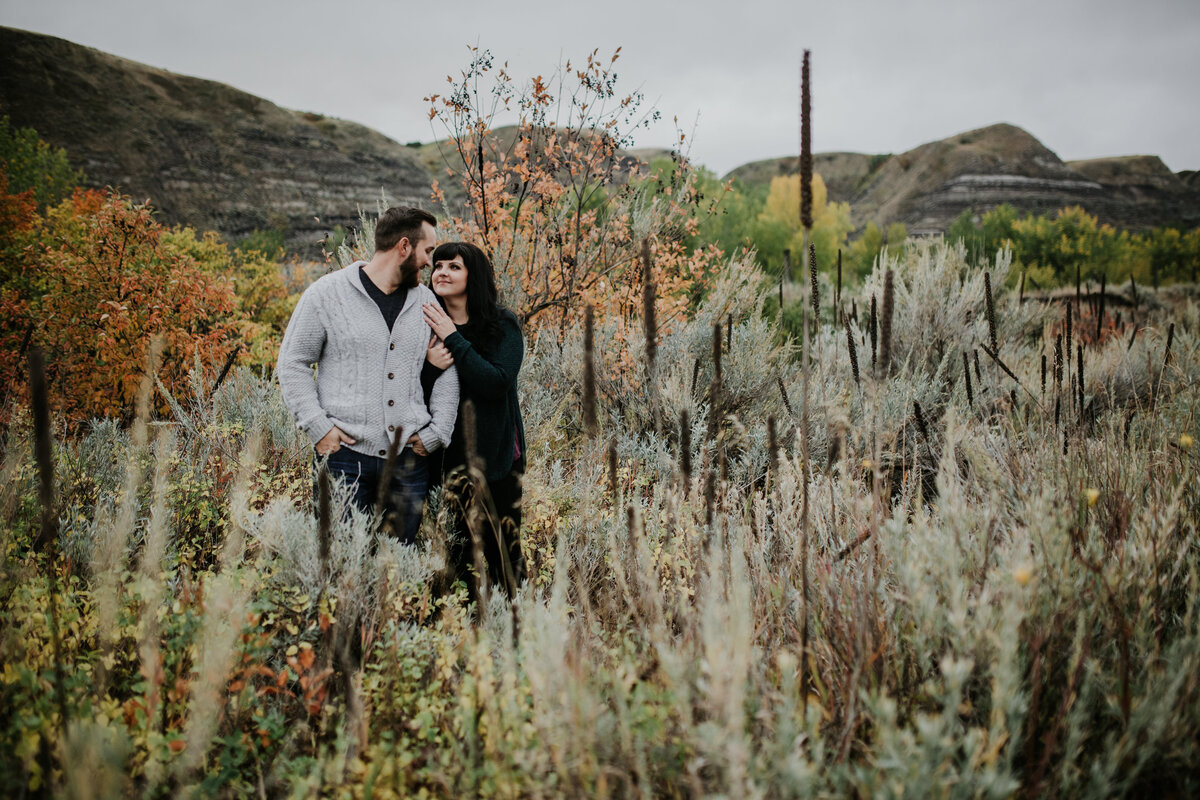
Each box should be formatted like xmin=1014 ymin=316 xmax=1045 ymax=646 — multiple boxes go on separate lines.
xmin=388 ymin=372 xmax=394 ymax=379
xmin=389 ymin=343 xmax=395 ymax=350
xmin=388 ymin=424 xmax=395 ymax=431
xmin=388 ymin=399 xmax=394 ymax=406
xmin=378 ymin=449 xmax=386 ymax=456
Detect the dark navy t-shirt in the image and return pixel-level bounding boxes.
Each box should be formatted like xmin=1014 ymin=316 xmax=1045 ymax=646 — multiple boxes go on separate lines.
xmin=360 ymin=265 xmax=407 ymax=331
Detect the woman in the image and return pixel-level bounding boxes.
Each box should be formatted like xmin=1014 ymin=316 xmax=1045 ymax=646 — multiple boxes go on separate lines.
xmin=422 ymin=242 xmax=526 ymax=600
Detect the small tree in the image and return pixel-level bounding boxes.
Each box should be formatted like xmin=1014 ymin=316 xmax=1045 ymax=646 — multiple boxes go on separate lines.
xmin=0 ymin=116 xmax=83 ymax=209
xmin=425 ymin=47 xmax=718 ymax=343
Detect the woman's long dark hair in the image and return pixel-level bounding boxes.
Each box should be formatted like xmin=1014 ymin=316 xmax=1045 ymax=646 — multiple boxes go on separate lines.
xmin=429 ymin=241 xmax=503 ymax=341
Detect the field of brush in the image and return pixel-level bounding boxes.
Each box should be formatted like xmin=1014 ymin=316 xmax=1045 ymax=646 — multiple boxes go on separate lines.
xmin=2 ymin=239 xmax=1197 ymax=797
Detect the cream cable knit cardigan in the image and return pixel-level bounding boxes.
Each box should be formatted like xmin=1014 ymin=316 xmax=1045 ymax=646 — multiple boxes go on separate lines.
xmin=277 ymin=261 xmax=458 ymax=458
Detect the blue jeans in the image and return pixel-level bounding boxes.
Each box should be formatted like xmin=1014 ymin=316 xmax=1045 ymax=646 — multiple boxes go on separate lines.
xmin=321 ymin=446 xmax=429 ymax=544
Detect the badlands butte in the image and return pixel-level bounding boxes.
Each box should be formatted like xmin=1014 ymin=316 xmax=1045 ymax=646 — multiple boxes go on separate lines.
xmin=3 ymin=25 xmax=1197 ymax=256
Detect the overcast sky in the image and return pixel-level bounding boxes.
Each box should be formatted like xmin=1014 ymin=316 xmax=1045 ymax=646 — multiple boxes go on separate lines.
xmin=3 ymin=0 xmax=1198 ymax=175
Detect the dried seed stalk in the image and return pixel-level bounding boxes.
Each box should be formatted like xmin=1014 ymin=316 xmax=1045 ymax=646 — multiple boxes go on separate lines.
xmin=583 ymin=305 xmax=597 ymax=437
xmin=845 ymin=319 xmax=860 ymax=386
xmin=878 ymin=269 xmax=895 ymax=375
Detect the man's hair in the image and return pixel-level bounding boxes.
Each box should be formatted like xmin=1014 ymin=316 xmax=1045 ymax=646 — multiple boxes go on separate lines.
xmin=375 ymin=206 xmax=437 ymax=253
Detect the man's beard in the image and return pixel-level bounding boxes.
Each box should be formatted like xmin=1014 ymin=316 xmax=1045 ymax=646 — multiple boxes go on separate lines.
xmin=398 ymin=250 xmax=421 ymax=289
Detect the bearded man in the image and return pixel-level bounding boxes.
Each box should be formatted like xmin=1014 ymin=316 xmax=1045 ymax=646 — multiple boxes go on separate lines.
xmin=277 ymin=206 xmax=458 ymax=543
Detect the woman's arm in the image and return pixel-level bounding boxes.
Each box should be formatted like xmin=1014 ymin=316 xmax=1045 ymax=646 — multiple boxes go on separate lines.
xmin=443 ymin=312 xmax=523 ymax=395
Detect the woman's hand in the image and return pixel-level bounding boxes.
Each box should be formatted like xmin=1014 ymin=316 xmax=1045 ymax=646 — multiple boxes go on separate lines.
xmin=423 ymin=302 xmax=458 ymax=340
xmin=426 ymin=334 xmax=454 ymax=369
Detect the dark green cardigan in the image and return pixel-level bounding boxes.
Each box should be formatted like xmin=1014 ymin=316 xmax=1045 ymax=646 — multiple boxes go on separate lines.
xmin=424 ymin=308 xmax=526 ymax=482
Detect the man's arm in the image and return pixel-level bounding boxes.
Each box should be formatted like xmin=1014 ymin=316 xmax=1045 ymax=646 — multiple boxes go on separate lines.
xmin=276 ymin=288 xmax=337 ymax=445
xmin=414 ymin=363 xmax=458 ymax=452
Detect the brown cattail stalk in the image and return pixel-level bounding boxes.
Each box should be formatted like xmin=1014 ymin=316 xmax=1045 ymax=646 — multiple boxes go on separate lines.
xmin=318 ymin=466 xmax=332 ymax=572
xmin=962 ymin=351 xmax=974 ymax=407
xmin=836 ymin=249 xmax=843 ymax=320
xmin=878 ymin=270 xmax=895 ymax=376
xmin=1065 ymin=304 xmax=1073 ymax=369
xmin=1040 ymin=353 xmax=1047 ymax=399
xmin=845 ymin=319 xmax=860 ymax=386
xmin=1054 ymin=334 xmax=1063 ymax=391
xmin=713 ymin=321 xmax=723 ymax=387
xmin=777 ymin=375 xmax=794 ymax=416
xmin=1077 ymin=344 xmax=1085 ymax=422
xmin=800 ymin=50 xmax=813 ymax=232
xmin=1163 ymin=322 xmax=1175 ymax=368
xmin=726 ymin=313 xmax=733 ymax=353
xmin=703 ymin=468 xmax=716 ymax=527
xmin=707 ymin=323 xmax=723 ymax=443
xmin=608 ymin=439 xmax=618 ymax=498
xmin=375 ymin=425 xmax=405 ymax=522
xmin=460 ymin=400 xmax=488 ymax=604
xmin=30 ymin=348 xmax=70 ymax=735
xmin=767 ymin=416 xmax=779 ymax=479
xmin=799 ymin=256 xmax=812 ymax=712
xmin=1019 ymin=271 xmax=1026 ymax=305
xmin=984 ymin=271 xmax=998 ymax=355
xmin=1097 ymin=272 xmax=1107 ymax=341
xmin=973 ymin=348 xmax=982 ymax=384
xmin=641 ymin=240 xmax=657 ymax=377
xmin=210 ymin=345 xmax=242 ymax=400
xmin=869 ymin=294 xmax=878 ymax=369
xmin=809 ymin=244 xmax=819 ymax=321
xmin=913 ymin=400 xmax=930 ymax=443
xmin=583 ymin=305 xmax=597 ymax=437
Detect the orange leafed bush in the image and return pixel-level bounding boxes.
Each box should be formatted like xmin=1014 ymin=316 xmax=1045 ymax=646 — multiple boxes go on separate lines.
xmin=426 ymin=48 xmax=724 ymax=347
xmin=0 ymin=186 xmax=243 ymax=425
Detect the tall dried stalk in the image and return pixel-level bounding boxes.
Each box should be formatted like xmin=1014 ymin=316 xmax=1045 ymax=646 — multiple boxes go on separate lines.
xmin=869 ymin=294 xmax=878 ymax=369
xmin=984 ymin=270 xmax=998 ymax=355
xmin=962 ymin=351 xmax=974 ymax=408
xmin=835 ymin=249 xmax=843 ymax=322
xmin=607 ymin=439 xmax=618 ymax=498
xmin=707 ymin=322 xmax=723 ymax=443
xmin=845 ymin=320 xmax=860 ymax=386
xmin=809 ymin=244 xmax=819 ymax=321
xmin=799 ymin=279 xmax=812 ymax=712
xmin=799 ymin=50 xmax=813 ymax=232
xmin=878 ymin=270 xmax=895 ymax=376
xmin=29 ymin=347 xmax=69 ymax=736
xmin=583 ymin=305 xmax=597 ymax=437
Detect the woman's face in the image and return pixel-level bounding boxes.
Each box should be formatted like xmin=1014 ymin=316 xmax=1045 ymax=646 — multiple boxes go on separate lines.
xmin=431 ymin=254 xmax=468 ymax=300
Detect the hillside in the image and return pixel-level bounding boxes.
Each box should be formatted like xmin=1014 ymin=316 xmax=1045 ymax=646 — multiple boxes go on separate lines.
xmin=726 ymin=152 xmax=887 ymax=203
xmin=4 ymin=27 xmax=1195 ymax=251
xmin=727 ymin=124 xmax=1200 ymax=234
xmin=0 ymin=26 xmax=434 ymax=256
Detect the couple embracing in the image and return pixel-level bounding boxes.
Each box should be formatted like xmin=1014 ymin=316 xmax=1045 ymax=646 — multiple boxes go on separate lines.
xmin=276 ymin=206 xmax=526 ymax=600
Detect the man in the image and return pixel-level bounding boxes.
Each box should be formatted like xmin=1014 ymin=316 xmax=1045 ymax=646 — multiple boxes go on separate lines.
xmin=277 ymin=206 xmax=458 ymax=543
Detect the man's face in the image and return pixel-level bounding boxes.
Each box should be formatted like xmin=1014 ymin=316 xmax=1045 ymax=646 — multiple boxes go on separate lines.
xmin=399 ymin=222 xmax=437 ymax=288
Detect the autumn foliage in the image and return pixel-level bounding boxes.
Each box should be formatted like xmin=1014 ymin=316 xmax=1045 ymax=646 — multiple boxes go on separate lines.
xmin=425 ymin=48 xmax=730 ymax=346
xmin=0 ymin=178 xmax=286 ymax=425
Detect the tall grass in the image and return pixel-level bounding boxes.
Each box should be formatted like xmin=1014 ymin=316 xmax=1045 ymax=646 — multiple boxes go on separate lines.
xmin=1 ymin=239 xmax=1197 ymax=797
